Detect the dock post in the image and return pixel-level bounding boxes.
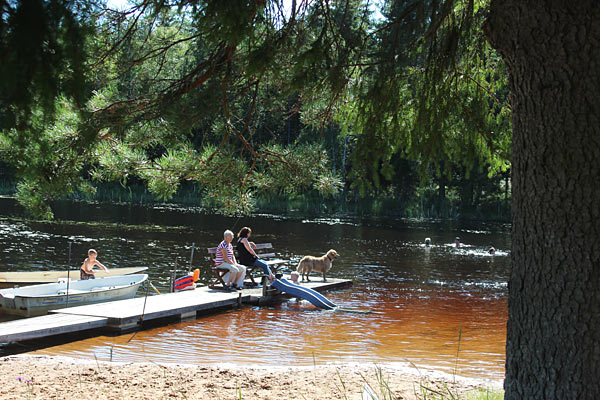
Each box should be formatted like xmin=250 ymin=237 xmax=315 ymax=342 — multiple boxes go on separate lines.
xmin=237 ymin=292 xmax=242 ymax=308
xmin=179 ymin=310 xmax=197 ymax=321
xmin=170 ymin=256 xmax=178 ymax=293
xmin=169 ymin=270 xmax=176 ymax=293
xmin=261 ymin=276 xmax=268 ymax=297
xmin=189 ymin=243 xmax=195 ymax=270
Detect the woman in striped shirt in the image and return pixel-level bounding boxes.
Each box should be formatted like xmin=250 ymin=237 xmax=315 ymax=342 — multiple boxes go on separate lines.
xmin=215 ymin=230 xmax=246 ymax=290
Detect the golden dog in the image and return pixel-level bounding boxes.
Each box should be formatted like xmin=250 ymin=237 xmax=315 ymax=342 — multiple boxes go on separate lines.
xmin=296 ymin=249 xmax=339 ymax=282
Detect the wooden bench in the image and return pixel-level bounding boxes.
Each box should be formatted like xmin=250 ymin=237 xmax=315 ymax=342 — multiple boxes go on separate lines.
xmin=206 ymin=243 xmax=289 ymax=289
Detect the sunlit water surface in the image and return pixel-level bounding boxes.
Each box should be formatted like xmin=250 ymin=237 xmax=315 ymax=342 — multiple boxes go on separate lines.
xmin=0 ymin=198 xmax=509 ymax=381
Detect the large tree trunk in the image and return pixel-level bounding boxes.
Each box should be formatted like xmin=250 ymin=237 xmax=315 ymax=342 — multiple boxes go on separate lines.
xmin=484 ymin=2 xmax=600 ymax=399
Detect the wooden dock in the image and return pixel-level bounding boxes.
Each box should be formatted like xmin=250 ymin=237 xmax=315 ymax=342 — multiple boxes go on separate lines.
xmin=0 ymin=313 xmax=108 ymax=343
xmin=53 ymin=288 xmax=244 ymax=331
xmin=0 ymin=277 xmax=352 ymax=343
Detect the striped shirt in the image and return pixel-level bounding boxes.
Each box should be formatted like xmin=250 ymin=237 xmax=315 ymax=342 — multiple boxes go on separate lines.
xmin=214 ymin=240 xmax=233 ymax=266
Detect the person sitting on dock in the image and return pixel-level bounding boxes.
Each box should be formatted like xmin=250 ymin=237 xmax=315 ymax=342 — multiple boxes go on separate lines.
xmin=80 ymin=249 xmax=108 ymax=280
xmin=236 ymin=227 xmax=275 ymax=282
xmin=290 ymin=271 xmax=300 ymax=284
xmin=215 ymin=230 xmax=246 ymax=290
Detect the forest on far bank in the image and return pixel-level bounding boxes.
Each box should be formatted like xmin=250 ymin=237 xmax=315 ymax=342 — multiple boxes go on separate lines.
xmin=0 ymin=158 xmax=510 ymax=220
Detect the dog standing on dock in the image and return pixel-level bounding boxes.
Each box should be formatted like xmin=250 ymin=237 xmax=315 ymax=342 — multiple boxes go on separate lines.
xmin=296 ymin=249 xmax=339 ymax=282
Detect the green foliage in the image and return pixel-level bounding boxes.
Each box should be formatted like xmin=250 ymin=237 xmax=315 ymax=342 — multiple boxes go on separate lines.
xmin=0 ymin=97 xmax=90 ymax=218
xmin=254 ymin=143 xmax=341 ymax=195
xmin=346 ymin=0 xmax=511 ymax=195
xmin=0 ymin=0 xmax=95 ymax=132
xmin=0 ymin=0 xmax=511 ymax=219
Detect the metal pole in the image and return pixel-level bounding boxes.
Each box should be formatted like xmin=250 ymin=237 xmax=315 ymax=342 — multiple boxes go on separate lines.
xmin=189 ymin=243 xmax=195 ymax=271
xmin=170 ymin=270 xmax=177 ymax=293
xmin=127 ymin=282 xmax=150 ymax=343
xmin=169 ymin=257 xmax=178 ymax=293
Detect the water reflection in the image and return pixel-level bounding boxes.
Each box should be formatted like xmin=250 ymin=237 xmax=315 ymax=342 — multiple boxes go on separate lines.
xmin=30 ymin=284 xmax=506 ymax=379
xmin=0 ymin=198 xmax=509 ymax=380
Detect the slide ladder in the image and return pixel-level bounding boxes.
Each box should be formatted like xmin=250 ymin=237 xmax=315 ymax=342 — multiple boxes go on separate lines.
xmin=270 ymin=278 xmax=338 ymax=310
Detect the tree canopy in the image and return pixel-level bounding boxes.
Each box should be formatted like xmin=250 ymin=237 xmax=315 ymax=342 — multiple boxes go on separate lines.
xmin=0 ymin=0 xmax=510 ymax=218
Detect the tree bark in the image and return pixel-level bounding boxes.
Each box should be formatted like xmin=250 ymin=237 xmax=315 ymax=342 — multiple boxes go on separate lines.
xmin=484 ymin=2 xmax=600 ymax=398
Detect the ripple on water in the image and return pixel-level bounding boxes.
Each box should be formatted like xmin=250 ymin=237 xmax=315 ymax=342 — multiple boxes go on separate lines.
xmin=0 ymin=204 xmax=509 ymax=381
xmin=29 ymin=282 xmax=507 ymax=381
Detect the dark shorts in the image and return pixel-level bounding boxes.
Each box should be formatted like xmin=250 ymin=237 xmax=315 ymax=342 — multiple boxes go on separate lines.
xmin=80 ymin=269 xmax=95 ymax=280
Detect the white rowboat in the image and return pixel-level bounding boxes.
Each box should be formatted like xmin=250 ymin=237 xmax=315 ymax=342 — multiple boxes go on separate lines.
xmin=0 ymin=274 xmax=148 ymax=317
xmin=0 ymin=267 xmax=148 ymax=288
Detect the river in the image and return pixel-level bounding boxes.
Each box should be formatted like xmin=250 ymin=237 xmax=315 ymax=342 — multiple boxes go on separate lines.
xmin=0 ymin=197 xmax=510 ymax=381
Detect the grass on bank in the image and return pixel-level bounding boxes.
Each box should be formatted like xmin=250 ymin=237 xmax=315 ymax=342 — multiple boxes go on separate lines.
xmin=368 ymin=366 xmax=503 ymax=400
xmin=417 ymin=380 xmax=504 ymax=400
xmin=465 ymin=388 xmax=504 ymax=400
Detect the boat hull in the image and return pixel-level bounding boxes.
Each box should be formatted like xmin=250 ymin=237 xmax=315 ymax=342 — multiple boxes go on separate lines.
xmin=0 ymin=274 xmax=148 ymax=317
xmin=0 ymin=267 xmax=148 ymax=288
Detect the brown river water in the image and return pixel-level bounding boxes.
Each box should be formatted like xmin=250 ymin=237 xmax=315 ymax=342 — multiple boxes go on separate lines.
xmin=0 ymin=198 xmax=510 ymax=381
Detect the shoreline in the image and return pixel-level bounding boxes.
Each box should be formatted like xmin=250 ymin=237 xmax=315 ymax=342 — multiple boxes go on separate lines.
xmin=0 ymin=195 xmax=512 ymax=224
xmin=1 ymin=354 xmax=503 ymax=400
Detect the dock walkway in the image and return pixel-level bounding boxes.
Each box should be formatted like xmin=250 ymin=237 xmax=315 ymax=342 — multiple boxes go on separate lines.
xmin=0 ymin=313 xmax=108 ymax=343
xmin=0 ymin=277 xmax=351 ymax=343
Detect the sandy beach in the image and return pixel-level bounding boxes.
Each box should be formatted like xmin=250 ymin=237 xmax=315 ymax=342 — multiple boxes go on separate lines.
xmin=0 ymin=355 xmax=501 ymax=399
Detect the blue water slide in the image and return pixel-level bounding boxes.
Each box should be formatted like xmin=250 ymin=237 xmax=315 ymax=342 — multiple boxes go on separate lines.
xmin=271 ymin=278 xmax=337 ymax=310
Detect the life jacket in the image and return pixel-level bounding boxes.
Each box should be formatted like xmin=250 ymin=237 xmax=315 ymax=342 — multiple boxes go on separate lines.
xmin=173 ymin=275 xmax=195 ymax=291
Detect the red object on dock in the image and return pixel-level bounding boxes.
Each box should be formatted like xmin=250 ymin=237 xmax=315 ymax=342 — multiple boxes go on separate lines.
xmin=173 ymin=275 xmax=194 ymax=291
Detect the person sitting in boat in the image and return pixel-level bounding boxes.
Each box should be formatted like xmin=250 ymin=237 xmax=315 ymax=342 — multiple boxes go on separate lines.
xmin=236 ymin=227 xmax=275 ymax=282
xmin=80 ymin=249 xmax=108 ymax=280
xmin=216 ymin=230 xmax=246 ymax=290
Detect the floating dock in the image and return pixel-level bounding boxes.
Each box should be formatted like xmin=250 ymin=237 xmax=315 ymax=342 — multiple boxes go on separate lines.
xmin=0 ymin=277 xmax=351 ymax=343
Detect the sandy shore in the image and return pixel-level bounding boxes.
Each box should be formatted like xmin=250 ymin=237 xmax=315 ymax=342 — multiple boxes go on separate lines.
xmin=0 ymin=355 xmax=501 ymax=399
